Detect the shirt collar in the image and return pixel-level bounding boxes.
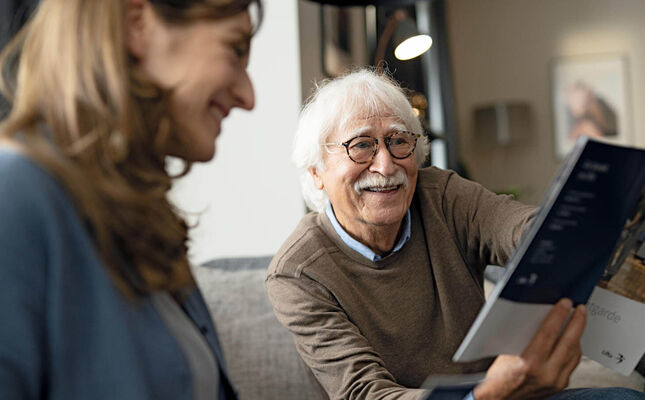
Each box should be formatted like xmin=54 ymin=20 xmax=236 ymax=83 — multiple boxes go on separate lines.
xmin=325 ymin=202 xmax=411 ymax=262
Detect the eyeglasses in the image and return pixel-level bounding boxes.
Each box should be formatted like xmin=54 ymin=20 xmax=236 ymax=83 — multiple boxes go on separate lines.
xmin=324 ymin=130 xmax=420 ymax=164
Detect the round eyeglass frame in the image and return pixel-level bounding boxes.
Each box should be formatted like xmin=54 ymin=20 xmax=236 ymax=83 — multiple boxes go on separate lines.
xmin=324 ymin=131 xmax=421 ymax=164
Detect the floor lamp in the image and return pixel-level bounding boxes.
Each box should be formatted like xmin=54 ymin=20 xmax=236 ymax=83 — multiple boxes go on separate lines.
xmin=306 ymin=0 xmax=458 ymax=170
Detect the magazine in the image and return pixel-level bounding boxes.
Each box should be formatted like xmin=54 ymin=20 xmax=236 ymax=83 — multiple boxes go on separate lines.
xmin=421 ymin=373 xmax=485 ymax=400
xmin=453 ymin=136 xmax=645 ymax=375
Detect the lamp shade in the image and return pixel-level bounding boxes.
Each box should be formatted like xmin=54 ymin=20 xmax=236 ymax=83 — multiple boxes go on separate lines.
xmin=373 ymin=10 xmax=432 ymax=64
xmin=392 ymin=17 xmax=432 ymax=60
xmin=394 ymin=35 xmax=432 ymax=60
xmin=305 ymin=0 xmax=424 ymax=6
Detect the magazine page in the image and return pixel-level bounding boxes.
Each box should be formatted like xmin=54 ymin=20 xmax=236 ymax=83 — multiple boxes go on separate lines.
xmin=583 ymin=203 xmax=645 ymax=374
xmin=453 ymin=137 xmax=645 ymax=375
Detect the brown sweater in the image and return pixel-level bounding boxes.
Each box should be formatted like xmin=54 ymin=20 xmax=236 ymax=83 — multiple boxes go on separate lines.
xmin=266 ymin=167 xmax=535 ymax=400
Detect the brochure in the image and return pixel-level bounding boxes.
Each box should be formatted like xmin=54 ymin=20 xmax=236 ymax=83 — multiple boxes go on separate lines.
xmin=453 ymin=136 xmax=645 ymax=375
xmin=421 ymin=373 xmax=485 ymax=400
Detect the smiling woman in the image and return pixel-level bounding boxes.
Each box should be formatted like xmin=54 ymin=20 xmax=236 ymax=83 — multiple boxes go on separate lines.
xmin=129 ymin=1 xmax=257 ymax=161
xmin=0 ymin=0 xmax=261 ymax=399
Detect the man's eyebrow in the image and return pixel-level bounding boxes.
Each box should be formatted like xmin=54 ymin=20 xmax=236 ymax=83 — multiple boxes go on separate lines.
xmin=388 ymin=122 xmax=407 ymax=131
xmin=345 ymin=123 xmax=407 ymax=139
xmin=347 ymin=125 xmax=373 ymax=137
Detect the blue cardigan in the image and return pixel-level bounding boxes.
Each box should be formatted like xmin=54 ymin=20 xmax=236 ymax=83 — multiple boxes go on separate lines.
xmin=0 ymin=150 xmax=237 ymax=399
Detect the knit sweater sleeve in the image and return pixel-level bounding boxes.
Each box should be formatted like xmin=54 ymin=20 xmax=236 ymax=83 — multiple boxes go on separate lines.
xmin=266 ymin=273 xmax=429 ymax=400
xmin=438 ymin=169 xmax=537 ymax=269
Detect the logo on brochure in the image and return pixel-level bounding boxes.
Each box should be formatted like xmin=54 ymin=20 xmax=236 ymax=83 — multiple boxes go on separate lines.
xmin=601 ymin=349 xmax=625 ymax=364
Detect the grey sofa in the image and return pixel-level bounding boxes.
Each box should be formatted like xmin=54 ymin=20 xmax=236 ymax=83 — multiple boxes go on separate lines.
xmin=193 ymin=257 xmax=645 ymax=400
xmin=192 ymin=257 xmax=326 ymax=400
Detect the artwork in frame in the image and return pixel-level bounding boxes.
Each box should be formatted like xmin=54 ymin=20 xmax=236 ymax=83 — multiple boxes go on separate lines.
xmin=551 ymin=55 xmax=632 ymax=159
xmin=321 ymin=6 xmax=368 ymax=77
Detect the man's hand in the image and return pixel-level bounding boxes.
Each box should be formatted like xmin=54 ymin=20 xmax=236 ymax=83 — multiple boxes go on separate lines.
xmin=473 ymin=298 xmax=587 ymax=400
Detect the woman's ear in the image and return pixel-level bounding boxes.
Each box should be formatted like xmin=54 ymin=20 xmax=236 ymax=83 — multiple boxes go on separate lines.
xmin=124 ymin=0 xmax=150 ymax=60
xmin=308 ymin=166 xmax=324 ymax=190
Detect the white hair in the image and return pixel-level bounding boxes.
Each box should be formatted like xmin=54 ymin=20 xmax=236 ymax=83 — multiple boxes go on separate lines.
xmin=292 ymin=69 xmax=430 ymax=213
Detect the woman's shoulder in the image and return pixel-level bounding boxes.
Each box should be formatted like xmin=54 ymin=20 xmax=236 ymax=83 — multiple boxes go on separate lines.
xmin=0 ymin=147 xmax=69 ymax=207
xmin=0 ymin=146 xmax=98 ymax=278
xmin=0 ymin=147 xmax=82 ymax=242
xmin=1 ymin=145 xmax=52 ymax=177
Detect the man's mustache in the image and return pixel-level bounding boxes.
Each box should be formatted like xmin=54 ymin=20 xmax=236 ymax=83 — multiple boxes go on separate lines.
xmin=354 ymin=170 xmax=408 ymax=194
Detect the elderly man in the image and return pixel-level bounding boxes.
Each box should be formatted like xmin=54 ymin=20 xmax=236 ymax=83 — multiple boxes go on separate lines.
xmin=266 ymin=70 xmax=642 ymax=400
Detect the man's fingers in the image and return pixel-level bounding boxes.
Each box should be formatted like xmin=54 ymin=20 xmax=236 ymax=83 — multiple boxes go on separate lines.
xmin=475 ymin=355 xmax=528 ymax=400
xmin=556 ymin=346 xmax=583 ymax=390
xmin=550 ymin=341 xmax=583 ymax=392
xmin=481 ymin=303 xmax=584 ymax=400
xmin=522 ymin=298 xmax=574 ymax=361
xmin=549 ymin=304 xmax=586 ymax=374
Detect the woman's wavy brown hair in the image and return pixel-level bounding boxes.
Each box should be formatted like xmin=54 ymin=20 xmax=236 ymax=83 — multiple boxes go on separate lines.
xmin=0 ymin=0 xmax=262 ymax=297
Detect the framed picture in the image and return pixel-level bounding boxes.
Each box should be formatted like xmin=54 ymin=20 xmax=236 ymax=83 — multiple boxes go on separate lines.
xmin=551 ymin=55 xmax=632 ymax=159
xmin=321 ymin=6 xmax=368 ymax=77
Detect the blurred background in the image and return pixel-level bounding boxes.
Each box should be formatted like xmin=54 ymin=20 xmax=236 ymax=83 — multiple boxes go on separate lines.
xmin=3 ymin=0 xmax=645 ymax=264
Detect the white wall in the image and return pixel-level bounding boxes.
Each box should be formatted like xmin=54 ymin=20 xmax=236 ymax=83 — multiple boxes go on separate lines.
xmin=170 ymin=1 xmax=304 ymax=264
xmin=448 ymin=0 xmax=645 ymax=205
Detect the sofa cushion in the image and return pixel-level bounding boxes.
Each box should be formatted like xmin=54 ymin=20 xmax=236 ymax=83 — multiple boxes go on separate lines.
xmin=193 ymin=256 xmax=327 ymax=400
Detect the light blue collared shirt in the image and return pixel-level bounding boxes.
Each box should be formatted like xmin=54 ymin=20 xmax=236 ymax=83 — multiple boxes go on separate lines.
xmin=325 ymin=202 xmax=474 ymax=400
xmin=325 ymin=202 xmax=411 ymax=261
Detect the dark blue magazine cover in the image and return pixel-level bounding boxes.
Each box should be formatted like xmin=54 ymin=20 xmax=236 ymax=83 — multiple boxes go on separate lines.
xmin=499 ymin=137 xmax=645 ymax=305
